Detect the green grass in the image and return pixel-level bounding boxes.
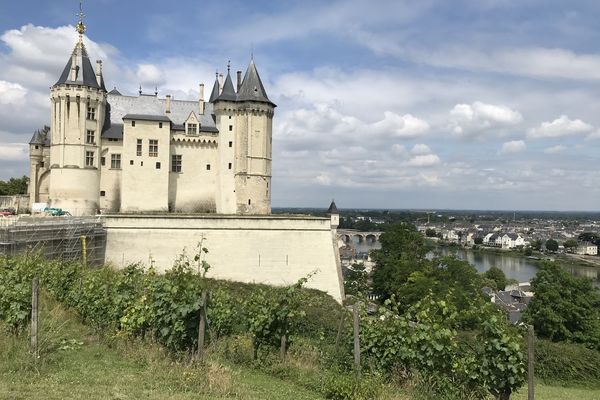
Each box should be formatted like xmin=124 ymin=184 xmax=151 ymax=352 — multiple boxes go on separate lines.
xmin=0 ymin=294 xmax=324 ymax=400
xmin=512 ymin=384 xmax=600 ymax=400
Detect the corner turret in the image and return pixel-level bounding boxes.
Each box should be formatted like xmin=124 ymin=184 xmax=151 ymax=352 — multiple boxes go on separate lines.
xmin=328 ymin=200 xmax=339 ymax=229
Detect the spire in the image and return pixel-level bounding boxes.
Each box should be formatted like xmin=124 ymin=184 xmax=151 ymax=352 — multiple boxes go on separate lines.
xmin=54 ymin=2 xmax=100 ymax=89
xmin=215 ymin=68 xmax=237 ymax=102
xmin=327 ymin=200 xmax=338 ymax=214
xmin=209 ymin=72 xmax=220 ymax=102
xmin=237 ymin=58 xmax=275 ymax=106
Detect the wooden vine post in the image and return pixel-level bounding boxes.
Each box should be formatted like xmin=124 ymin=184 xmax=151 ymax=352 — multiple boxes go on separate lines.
xmin=197 ymin=290 xmax=208 ymax=361
xmin=80 ymin=235 xmax=87 ymax=268
xmin=31 ymin=277 xmax=39 ymax=359
xmin=528 ymin=324 xmax=535 ymax=400
xmin=280 ymin=330 xmax=287 ymax=361
xmin=352 ymin=303 xmax=361 ymax=374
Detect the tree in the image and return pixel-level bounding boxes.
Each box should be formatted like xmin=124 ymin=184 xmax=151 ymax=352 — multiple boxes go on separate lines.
xmin=483 ymin=266 xmax=507 ymax=290
xmin=545 ymin=239 xmax=559 ymax=252
xmin=425 ymin=228 xmax=437 ymax=237
xmin=474 ymin=237 xmax=484 ymax=245
xmin=0 ymin=176 xmax=28 ymax=195
xmin=371 ymin=223 xmax=430 ymax=300
xmin=524 ymin=247 xmax=533 ymax=256
xmin=563 ymin=239 xmax=578 ymax=252
xmin=523 ymin=262 xmax=600 ymax=349
xmin=530 ymin=239 xmax=542 ymax=251
xmin=578 ymin=232 xmax=600 ymax=246
xmin=344 ymin=262 xmax=369 ymax=297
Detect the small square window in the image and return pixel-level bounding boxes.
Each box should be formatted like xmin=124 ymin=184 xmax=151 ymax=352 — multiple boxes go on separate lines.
xmin=132 ymin=121 xmax=136 ymax=127
xmin=229 ymin=125 xmax=233 ymax=131
xmin=229 ymin=116 xmax=232 ymax=119
xmin=228 ymin=141 xmax=232 ymax=147
xmin=206 ymin=164 xmax=211 ymax=170
xmin=40 ymin=162 xmax=45 ymax=168
xmin=159 ymin=122 xmax=163 ymax=128
xmin=35 ymin=145 xmax=39 ymax=150
xmin=100 ymin=190 xmax=106 ymax=197
xmin=228 ymin=162 xmax=232 ymax=170
xmin=156 ymin=162 xmax=161 ymax=169
xmin=130 ymin=160 xmax=134 ymax=165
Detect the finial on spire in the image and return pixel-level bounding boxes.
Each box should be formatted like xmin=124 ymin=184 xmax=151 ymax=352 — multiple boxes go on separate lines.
xmin=155 ymin=86 xmax=158 ymax=96
xmin=227 ymin=60 xmax=231 ymax=73
xmin=139 ymin=85 xmax=142 ymax=95
xmin=76 ymin=2 xmax=86 ymax=41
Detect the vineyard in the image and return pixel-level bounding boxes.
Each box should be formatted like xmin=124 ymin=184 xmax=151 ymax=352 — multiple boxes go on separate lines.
xmin=0 ymin=251 xmax=599 ymax=399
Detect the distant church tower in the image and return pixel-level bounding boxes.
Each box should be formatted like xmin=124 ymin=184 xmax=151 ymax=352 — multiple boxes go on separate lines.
xmin=48 ymin=9 xmax=107 ymax=215
xmin=212 ymin=59 xmax=276 ymax=214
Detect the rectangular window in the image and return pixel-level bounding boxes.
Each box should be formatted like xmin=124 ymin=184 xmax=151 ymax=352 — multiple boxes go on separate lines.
xmin=136 ymin=139 xmax=142 ymax=156
xmin=206 ymin=164 xmax=211 ymax=170
xmin=149 ymin=139 xmax=158 ymax=157
xmin=229 ymin=125 xmax=233 ymax=131
xmin=228 ymin=141 xmax=232 ymax=148
xmin=101 ymin=157 xmax=105 ymax=166
xmin=156 ymin=162 xmax=161 ymax=169
xmin=85 ymin=151 xmax=94 ymax=167
xmin=86 ymin=130 xmax=95 ymax=144
xmin=108 ymin=138 xmax=119 ymax=142
xmin=187 ymin=123 xmax=197 ymax=135
xmin=130 ymin=160 xmax=134 ymax=165
xmin=159 ymin=122 xmax=163 ymax=129
xmin=87 ymin=106 xmax=96 ymax=120
xmin=228 ymin=162 xmax=232 ymax=170
xmin=171 ymin=155 xmax=182 ymax=173
xmin=111 ymin=154 xmax=121 ymax=169
xmin=131 ymin=120 xmax=136 ymax=127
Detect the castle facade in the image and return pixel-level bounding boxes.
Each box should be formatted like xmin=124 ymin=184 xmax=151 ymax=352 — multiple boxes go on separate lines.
xmin=29 ymin=22 xmax=275 ymax=216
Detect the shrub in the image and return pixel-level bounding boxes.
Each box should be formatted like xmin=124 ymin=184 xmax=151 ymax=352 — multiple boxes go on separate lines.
xmin=535 ymin=339 xmax=600 ymax=385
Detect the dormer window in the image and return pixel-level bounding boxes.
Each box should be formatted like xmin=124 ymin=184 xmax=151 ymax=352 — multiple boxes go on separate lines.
xmin=187 ymin=123 xmax=197 ymax=135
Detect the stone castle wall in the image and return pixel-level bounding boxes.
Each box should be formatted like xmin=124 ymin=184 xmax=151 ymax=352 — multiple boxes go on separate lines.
xmin=102 ymin=214 xmax=344 ymax=302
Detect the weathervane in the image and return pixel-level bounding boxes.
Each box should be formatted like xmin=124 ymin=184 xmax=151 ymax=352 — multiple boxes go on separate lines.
xmin=76 ymin=1 xmax=86 ymax=41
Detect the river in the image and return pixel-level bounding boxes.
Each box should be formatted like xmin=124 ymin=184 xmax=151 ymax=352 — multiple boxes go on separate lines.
xmin=346 ymin=237 xmax=599 ymax=287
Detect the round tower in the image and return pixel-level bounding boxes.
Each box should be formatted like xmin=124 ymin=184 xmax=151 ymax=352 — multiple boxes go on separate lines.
xmin=48 ymin=11 xmax=107 ymax=215
xmin=232 ymin=59 xmax=276 ymax=215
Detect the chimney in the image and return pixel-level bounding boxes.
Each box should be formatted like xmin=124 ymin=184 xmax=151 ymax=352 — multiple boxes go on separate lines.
xmin=165 ymin=94 xmax=171 ymax=114
xmin=237 ymin=70 xmax=242 ymax=92
xmin=70 ymin=53 xmax=77 ymax=81
xmin=199 ymin=83 xmax=205 ymax=115
xmin=218 ymin=73 xmax=224 ymax=94
xmin=95 ymin=60 xmax=103 ymax=86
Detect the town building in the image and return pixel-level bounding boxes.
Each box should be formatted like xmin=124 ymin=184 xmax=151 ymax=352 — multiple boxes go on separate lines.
xmin=576 ymin=242 xmax=598 ymax=256
xmin=29 ymin=14 xmax=274 ymax=216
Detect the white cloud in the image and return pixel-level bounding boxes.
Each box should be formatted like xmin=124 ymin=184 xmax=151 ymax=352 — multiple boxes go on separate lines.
xmin=544 ymin=145 xmax=566 ymax=154
xmin=449 ymin=101 xmax=522 ymax=138
xmin=410 ymin=143 xmax=431 ymax=155
xmin=136 ymin=64 xmax=165 ymax=86
xmin=371 ymin=112 xmax=430 ymax=138
xmin=0 ymin=81 xmax=27 ymax=105
xmin=499 ymin=140 xmax=526 ymax=154
xmin=527 ymin=115 xmax=593 ymax=139
xmin=0 ymin=143 xmax=28 ymax=161
xmin=404 ymin=154 xmax=441 ymax=167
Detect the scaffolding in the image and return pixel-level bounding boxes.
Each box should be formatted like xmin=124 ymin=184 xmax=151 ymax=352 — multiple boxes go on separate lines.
xmin=0 ymin=216 xmax=106 ymax=266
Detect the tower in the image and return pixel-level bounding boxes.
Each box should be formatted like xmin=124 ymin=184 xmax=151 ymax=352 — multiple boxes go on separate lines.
xmin=213 ymin=58 xmax=276 ymax=214
xmin=48 ymin=7 xmax=107 ymax=215
xmin=327 ymin=200 xmax=339 ymax=229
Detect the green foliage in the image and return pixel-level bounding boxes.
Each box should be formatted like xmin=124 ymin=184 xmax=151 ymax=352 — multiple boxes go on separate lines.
xmin=343 ymin=263 xmax=369 ymax=297
xmin=0 ymin=256 xmax=34 ymax=332
xmin=0 ymin=176 xmax=28 ymax=196
xmin=244 ymin=274 xmax=312 ymax=356
xmin=320 ymin=371 xmax=380 ymax=400
xmin=425 ymin=228 xmax=437 ymax=237
xmin=483 ymin=266 xmax=508 ymax=290
xmin=530 ymin=240 xmax=542 ymax=251
xmin=563 ymin=239 xmax=579 ymax=250
xmin=524 ymin=262 xmax=600 ymax=349
xmin=545 ymin=239 xmax=559 ymax=252
xmin=578 ymin=232 xmax=600 ymax=246
xmin=535 ymin=339 xmax=600 ymax=385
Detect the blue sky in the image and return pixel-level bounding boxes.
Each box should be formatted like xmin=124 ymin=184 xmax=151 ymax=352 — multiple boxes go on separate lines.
xmin=0 ymin=0 xmax=599 ymax=211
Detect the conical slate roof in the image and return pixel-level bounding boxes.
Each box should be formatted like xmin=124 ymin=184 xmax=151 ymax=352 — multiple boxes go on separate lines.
xmin=237 ymin=59 xmax=275 ymax=106
xmin=29 ymin=126 xmax=50 ymax=145
xmin=327 ymin=200 xmax=339 ymax=214
xmin=108 ymin=87 xmax=122 ymax=95
xmin=208 ymin=76 xmax=220 ymax=103
xmin=215 ymin=71 xmax=237 ymax=102
xmin=55 ymin=41 xmax=100 ymax=89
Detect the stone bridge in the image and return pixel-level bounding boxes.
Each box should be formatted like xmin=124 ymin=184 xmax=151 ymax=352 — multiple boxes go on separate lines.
xmin=337 ymin=229 xmax=382 ymax=244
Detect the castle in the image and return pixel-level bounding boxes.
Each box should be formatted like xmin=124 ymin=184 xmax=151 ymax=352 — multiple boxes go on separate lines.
xmin=28 ymin=14 xmax=274 ymax=216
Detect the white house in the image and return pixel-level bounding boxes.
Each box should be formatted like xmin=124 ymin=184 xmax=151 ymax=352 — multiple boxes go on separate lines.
xmin=576 ymin=242 xmax=598 ymax=256
xmin=501 ymin=233 xmax=525 ymax=249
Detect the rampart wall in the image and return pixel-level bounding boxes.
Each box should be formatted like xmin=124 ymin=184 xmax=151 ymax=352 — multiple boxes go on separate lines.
xmin=102 ymin=214 xmax=345 ymax=302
